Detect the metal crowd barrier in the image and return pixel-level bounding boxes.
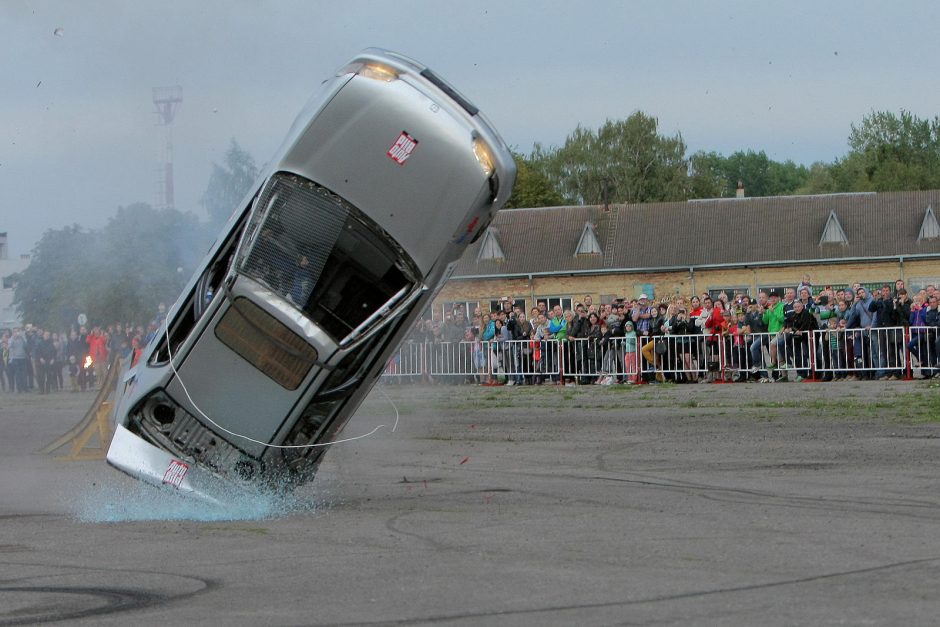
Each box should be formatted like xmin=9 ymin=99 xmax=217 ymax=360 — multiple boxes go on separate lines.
xmin=382 ymin=326 xmax=936 ymax=383
xmin=736 ymin=330 xmax=816 ymax=379
xmin=383 ymin=338 xmax=643 ymax=384
xmin=562 ymin=337 xmax=639 ymax=382
xmin=907 ymin=325 xmax=939 ymax=378
xmin=635 ymin=334 xmax=711 ymax=380
xmin=382 ymin=341 xmax=428 ymax=380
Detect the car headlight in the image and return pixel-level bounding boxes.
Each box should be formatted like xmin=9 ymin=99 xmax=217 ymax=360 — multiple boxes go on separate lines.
xmin=357 ymin=62 xmax=399 ymax=82
xmin=472 ymin=137 xmax=495 ymax=177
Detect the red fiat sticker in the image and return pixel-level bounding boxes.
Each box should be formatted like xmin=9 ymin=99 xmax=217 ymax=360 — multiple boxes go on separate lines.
xmin=162 ymin=459 xmax=189 ymax=489
xmin=387 ymin=131 xmax=418 ymax=164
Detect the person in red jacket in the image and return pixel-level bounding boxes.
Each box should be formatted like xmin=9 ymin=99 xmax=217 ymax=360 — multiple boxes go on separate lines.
xmin=86 ymin=327 xmax=109 ymax=387
xmin=703 ymin=300 xmax=729 ymax=380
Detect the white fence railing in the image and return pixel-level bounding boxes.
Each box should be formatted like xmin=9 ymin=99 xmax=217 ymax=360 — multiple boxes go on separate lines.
xmin=382 ymin=326 xmax=936 ymax=383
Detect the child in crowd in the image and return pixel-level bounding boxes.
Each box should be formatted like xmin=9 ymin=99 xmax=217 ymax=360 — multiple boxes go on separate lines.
xmin=731 ymin=309 xmax=750 ymax=372
xmin=827 ymin=317 xmax=847 ymax=380
xmin=622 ymin=320 xmax=638 ymax=384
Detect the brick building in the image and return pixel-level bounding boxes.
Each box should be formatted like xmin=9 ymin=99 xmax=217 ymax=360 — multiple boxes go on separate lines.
xmin=0 ymin=232 xmax=31 ymax=329
xmin=432 ymin=190 xmax=940 ymax=316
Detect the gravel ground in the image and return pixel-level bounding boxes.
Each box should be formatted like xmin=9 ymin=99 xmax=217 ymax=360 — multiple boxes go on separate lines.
xmin=1 ymin=380 xmax=940 ymax=626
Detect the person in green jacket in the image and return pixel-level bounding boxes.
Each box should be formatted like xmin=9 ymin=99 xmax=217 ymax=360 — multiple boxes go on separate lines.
xmin=546 ymin=305 xmax=568 ymax=382
xmin=548 ymin=305 xmax=568 ymax=341
xmin=762 ymin=291 xmax=785 ymax=372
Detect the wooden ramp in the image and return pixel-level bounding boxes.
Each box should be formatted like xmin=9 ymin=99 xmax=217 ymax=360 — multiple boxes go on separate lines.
xmin=40 ymin=356 xmax=123 ymax=461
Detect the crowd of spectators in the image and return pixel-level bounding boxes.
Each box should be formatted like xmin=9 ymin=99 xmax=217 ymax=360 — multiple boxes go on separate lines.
xmin=6 ymin=282 xmax=934 ymax=394
xmin=0 ymin=305 xmax=166 ymax=394
xmin=402 ymin=276 xmax=940 ymax=385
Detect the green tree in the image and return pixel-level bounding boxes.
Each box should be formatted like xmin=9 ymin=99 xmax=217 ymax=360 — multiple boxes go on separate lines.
xmin=504 ymin=152 xmax=565 ymax=208
xmin=723 ymin=150 xmax=772 ymax=196
xmin=829 ymin=153 xmax=872 ymax=192
xmin=766 ymin=159 xmax=810 ymax=196
xmin=530 ymin=112 xmax=690 ymax=204
xmin=797 ymin=161 xmax=839 ymax=194
xmin=11 ymin=225 xmax=96 ymax=329
xmin=12 ymin=205 xmax=206 ymax=329
xmin=203 ymin=139 xmax=259 ymax=228
xmin=692 ymin=150 xmax=809 ymax=198
xmin=844 ymin=110 xmax=940 ymax=191
xmin=89 ymin=203 xmax=205 ymax=324
xmin=688 ymin=151 xmax=729 ymax=198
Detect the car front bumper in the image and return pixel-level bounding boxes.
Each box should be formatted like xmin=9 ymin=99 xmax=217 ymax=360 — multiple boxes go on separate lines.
xmin=106 ymin=423 xmax=249 ymax=506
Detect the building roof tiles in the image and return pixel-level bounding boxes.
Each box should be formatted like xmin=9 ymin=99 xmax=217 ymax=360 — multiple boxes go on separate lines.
xmin=453 ymin=190 xmax=940 ymax=278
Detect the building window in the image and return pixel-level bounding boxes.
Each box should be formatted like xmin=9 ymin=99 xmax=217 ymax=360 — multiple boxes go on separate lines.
xmin=819 ymin=209 xmax=849 ymax=245
xmin=758 ymin=285 xmax=791 ymax=297
xmin=859 ymin=281 xmax=891 ymax=295
xmin=918 ymin=205 xmax=940 ymax=241
xmin=488 ymin=298 xmax=526 ymax=315
xmin=476 ymin=228 xmax=505 ymax=261
xmin=909 ymin=278 xmax=940 ymax=293
xmin=707 ymin=287 xmax=751 ymax=302
xmin=813 ymin=283 xmax=848 ymax=295
xmin=1 ymin=276 xmax=14 ymax=290
xmin=441 ymin=300 xmax=480 ymax=320
xmin=544 ymin=297 xmax=572 ymax=313
xmin=574 ymin=222 xmax=602 ymax=255
xmin=630 ymin=283 xmax=655 ymax=301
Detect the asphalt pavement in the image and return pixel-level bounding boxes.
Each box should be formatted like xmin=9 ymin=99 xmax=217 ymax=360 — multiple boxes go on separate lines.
xmin=2 ymin=380 xmax=940 ymax=626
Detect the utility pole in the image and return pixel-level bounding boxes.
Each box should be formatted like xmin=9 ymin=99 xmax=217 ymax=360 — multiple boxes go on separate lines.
xmin=153 ymin=86 xmax=182 ymax=209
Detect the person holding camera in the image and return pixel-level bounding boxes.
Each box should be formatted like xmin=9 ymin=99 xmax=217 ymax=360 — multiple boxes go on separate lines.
xmin=789 ymin=299 xmax=817 ymax=380
xmin=640 ymin=303 xmax=668 ymax=382
xmin=598 ymin=312 xmax=624 ymax=385
xmin=583 ymin=312 xmax=602 ymax=379
xmin=667 ymin=306 xmax=698 ymax=382
xmin=507 ymin=305 xmax=531 ymax=385
xmin=797 ymin=286 xmax=817 ymax=315
xmin=868 ymin=284 xmax=903 ymax=379
xmin=909 ymin=294 xmax=935 ymax=378
xmin=762 ymin=291 xmax=785 ymax=381
xmin=924 ymin=296 xmax=940 ymax=378
xmin=566 ymin=303 xmax=589 ymax=383
xmin=746 ymin=292 xmax=770 ymax=381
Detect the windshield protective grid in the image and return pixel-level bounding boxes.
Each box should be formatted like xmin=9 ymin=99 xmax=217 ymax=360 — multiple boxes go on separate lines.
xmin=238 ymin=174 xmax=414 ymax=341
xmin=240 ymin=175 xmax=346 ymax=307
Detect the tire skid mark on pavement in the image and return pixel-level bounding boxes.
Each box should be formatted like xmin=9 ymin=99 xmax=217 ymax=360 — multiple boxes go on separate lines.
xmin=594 ymin=440 xmax=657 ymax=473
xmin=0 ymin=560 xmax=217 ymax=625
xmin=326 ymin=556 xmax=940 ymax=626
xmin=0 ymin=586 xmax=160 ymax=626
xmin=378 ymin=462 xmax=940 ymax=523
xmin=385 ymin=508 xmax=478 ymax=553
xmin=0 ymin=514 xmax=60 ymax=521
xmin=585 ymin=471 xmax=940 ymax=520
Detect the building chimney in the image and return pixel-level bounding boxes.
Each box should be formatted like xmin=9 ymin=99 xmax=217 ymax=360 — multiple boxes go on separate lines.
xmin=736 ymin=180 xmax=745 ymax=198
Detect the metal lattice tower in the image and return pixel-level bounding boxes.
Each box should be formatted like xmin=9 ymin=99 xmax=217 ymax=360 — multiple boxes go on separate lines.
xmin=153 ymin=86 xmax=182 ymax=209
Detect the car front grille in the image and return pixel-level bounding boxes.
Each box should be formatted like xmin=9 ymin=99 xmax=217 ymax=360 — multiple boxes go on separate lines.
xmin=136 ymin=393 xmax=248 ymax=477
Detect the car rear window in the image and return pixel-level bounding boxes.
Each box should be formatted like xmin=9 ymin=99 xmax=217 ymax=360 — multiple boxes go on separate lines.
xmin=215 ymin=297 xmax=318 ymax=390
xmin=238 ymin=173 xmax=416 ymax=342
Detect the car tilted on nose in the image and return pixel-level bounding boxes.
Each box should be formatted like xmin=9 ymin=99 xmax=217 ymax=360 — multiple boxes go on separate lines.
xmin=106 ymin=49 xmax=515 ymax=502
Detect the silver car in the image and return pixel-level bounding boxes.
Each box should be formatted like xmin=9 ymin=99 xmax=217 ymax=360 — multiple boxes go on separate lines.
xmin=106 ymin=48 xmax=515 ymax=502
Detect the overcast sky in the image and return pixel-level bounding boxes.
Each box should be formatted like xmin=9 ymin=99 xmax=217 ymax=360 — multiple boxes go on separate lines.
xmin=3 ymin=0 xmax=939 ymax=256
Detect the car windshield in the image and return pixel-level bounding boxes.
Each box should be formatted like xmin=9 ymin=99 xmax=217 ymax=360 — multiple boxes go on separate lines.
xmin=238 ymin=173 xmax=416 ymax=342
